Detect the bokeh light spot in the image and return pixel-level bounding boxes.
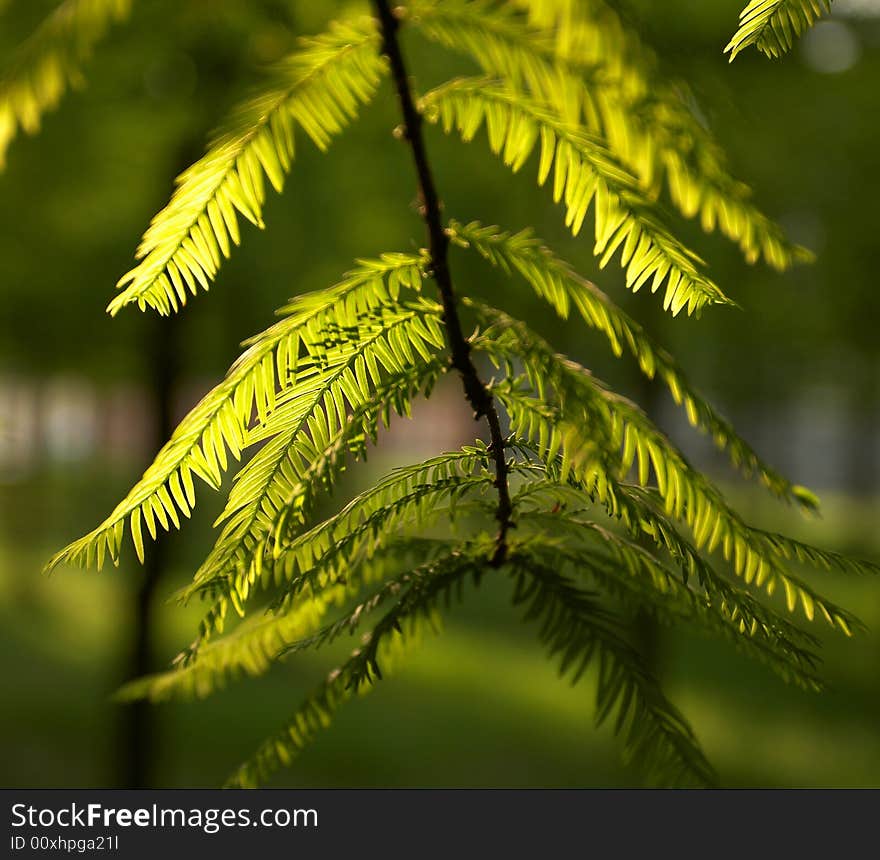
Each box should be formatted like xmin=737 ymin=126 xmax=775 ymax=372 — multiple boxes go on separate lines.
xmin=801 ymin=21 xmax=862 ymax=74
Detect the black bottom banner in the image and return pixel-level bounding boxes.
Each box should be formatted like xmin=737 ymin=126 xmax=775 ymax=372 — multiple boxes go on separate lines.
xmin=2 ymin=788 xmax=874 ymax=857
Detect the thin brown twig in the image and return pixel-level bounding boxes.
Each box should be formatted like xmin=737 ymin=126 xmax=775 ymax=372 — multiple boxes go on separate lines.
xmin=372 ymin=0 xmax=512 ymax=565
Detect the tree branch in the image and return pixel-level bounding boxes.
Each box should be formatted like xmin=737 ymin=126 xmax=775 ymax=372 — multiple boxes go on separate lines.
xmin=373 ymin=0 xmax=512 ymax=565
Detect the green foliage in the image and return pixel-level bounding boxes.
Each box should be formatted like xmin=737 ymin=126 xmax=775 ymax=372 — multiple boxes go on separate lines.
xmin=727 ymin=1 xmax=834 ymax=60
xmin=183 ymin=447 xmax=496 ymax=646
xmin=412 ymin=0 xmax=809 ymax=269
xmin=513 ymin=506 xmax=824 ymax=691
xmin=448 ymin=219 xmax=818 ymax=509
xmin=508 ymin=556 xmax=716 ymax=786
xmin=421 ymin=76 xmax=732 ymax=317
xmin=468 ymin=302 xmax=867 ymax=633
xmin=46 ymin=254 xmax=436 ymax=573
xmin=0 ymin=0 xmax=130 ymax=170
xmin=32 ymin=0 xmax=877 ymax=788
xmin=108 ymin=18 xmax=387 ymax=316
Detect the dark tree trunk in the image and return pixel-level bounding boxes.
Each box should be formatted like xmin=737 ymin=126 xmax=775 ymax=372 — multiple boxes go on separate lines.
xmin=117 ymin=312 xmax=179 ymax=788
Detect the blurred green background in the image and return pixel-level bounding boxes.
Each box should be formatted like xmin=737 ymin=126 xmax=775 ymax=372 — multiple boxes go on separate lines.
xmin=1 ymin=0 xmax=879 ymax=788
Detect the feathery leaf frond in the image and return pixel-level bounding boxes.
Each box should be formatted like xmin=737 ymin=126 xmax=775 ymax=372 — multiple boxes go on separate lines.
xmin=184 ymin=352 xmax=447 ymax=638
xmin=726 ymin=0 xmax=833 ymax=61
xmin=186 ymin=446 xmax=498 ymax=612
xmin=226 ymin=548 xmax=478 ymax=788
xmin=47 ymin=254 xmax=429 ymax=574
xmin=509 ymin=556 xmax=715 ymax=787
xmin=118 ymin=537 xmax=458 ymax=702
xmin=117 ymin=591 xmax=337 ymax=703
xmin=420 ymin=77 xmax=732 ymax=316
xmin=470 ymin=303 xmax=865 ymax=631
xmin=496 ymin=0 xmax=808 ymax=268
xmin=450 ymin=219 xmax=818 ymax=510
xmin=512 ymin=483 xmax=823 ymax=688
xmin=410 ymin=0 xmax=597 ymax=125
xmin=0 ymin=0 xmax=130 ymax=169
xmin=107 ymin=18 xmax=386 ymax=316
